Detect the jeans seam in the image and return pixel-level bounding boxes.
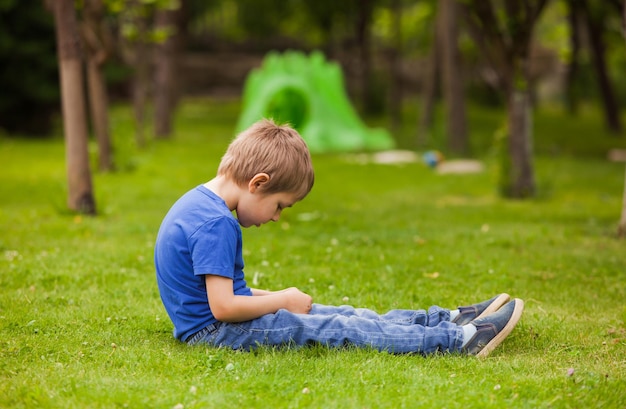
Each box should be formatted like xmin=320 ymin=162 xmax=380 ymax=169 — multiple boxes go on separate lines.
xmin=187 ymin=323 xmax=219 ymax=345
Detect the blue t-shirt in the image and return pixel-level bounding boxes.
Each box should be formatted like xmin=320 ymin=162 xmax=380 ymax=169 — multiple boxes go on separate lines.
xmin=154 ymin=185 xmax=252 ymax=341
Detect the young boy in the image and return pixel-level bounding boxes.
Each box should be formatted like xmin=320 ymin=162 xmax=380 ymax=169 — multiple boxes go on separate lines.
xmin=155 ymin=119 xmax=524 ymax=357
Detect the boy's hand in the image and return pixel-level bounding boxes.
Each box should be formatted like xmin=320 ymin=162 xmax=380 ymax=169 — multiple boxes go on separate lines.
xmin=206 ymin=276 xmax=313 ymax=321
xmin=282 ymin=287 xmax=313 ymax=314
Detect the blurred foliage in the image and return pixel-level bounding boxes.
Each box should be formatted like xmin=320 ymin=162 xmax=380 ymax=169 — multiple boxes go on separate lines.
xmin=372 ymin=0 xmax=435 ymax=55
xmin=0 ymin=0 xmax=59 ymax=136
xmin=109 ymin=0 xmax=180 ymax=43
xmin=236 ymin=0 xmax=296 ymax=38
xmin=0 ymin=0 xmax=624 ymax=137
xmin=534 ymin=0 xmax=626 ymax=105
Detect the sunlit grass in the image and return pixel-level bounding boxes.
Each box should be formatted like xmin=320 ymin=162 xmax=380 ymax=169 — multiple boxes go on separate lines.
xmin=1 ymin=98 xmax=625 ymax=408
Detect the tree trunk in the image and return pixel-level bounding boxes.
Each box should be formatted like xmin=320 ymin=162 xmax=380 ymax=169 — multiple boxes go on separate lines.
xmin=417 ymin=9 xmax=441 ymax=147
xmin=564 ymin=0 xmax=582 ymax=114
xmin=82 ymin=0 xmax=113 ymax=172
xmin=462 ymin=0 xmax=545 ymax=199
xmin=506 ymin=88 xmax=535 ymax=198
xmin=355 ymin=0 xmax=373 ymax=113
xmin=154 ymin=5 xmax=182 ymax=139
xmin=388 ymin=0 xmax=403 ymax=134
xmin=617 ymin=0 xmax=626 ymax=237
xmin=86 ymin=59 xmax=113 ymax=171
xmin=440 ymin=0 xmax=468 ymax=156
xmin=133 ymin=20 xmax=150 ymax=149
xmin=119 ymin=0 xmax=153 ymax=149
xmin=53 ymin=0 xmax=96 ymax=215
xmin=582 ymin=0 xmax=623 ymax=134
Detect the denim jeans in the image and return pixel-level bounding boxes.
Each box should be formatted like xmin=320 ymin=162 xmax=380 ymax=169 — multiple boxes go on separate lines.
xmin=187 ymin=304 xmax=464 ymax=354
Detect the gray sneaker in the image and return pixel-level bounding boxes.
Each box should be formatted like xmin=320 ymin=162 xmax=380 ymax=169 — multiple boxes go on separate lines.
xmin=451 ymin=293 xmax=510 ymax=326
xmin=462 ymin=298 xmax=524 ymax=358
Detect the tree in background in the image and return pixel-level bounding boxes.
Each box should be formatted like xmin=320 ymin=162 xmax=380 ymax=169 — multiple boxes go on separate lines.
xmin=417 ymin=3 xmax=440 ymax=147
xmin=563 ymin=0 xmax=583 ymax=115
xmin=154 ymin=0 xmax=186 ymax=139
xmin=463 ymin=0 xmax=548 ymax=199
xmin=51 ymin=0 xmax=96 ymax=214
xmin=119 ymin=0 xmax=152 ymax=148
xmin=440 ymin=0 xmax=468 ymax=156
xmin=300 ymin=0 xmax=353 ymax=59
xmin=618 ymin=0 xmax=626 ymax=237
xmin=386 ymin=0 xmax=403 ymax=134
xmin=113 ymin=0 xmax=186 ymax=145
xmin=563 ymin=0 xmax=624 ymax=134
xmin=579 ymin=0 xmax=623 ymax=134
xmin=414 ymin=0 xmax=468 ymax=155
xmin=354 ymin=0 xmax=375 ymax=114
xmin=81 ymin=0 xmax=114 ymax=171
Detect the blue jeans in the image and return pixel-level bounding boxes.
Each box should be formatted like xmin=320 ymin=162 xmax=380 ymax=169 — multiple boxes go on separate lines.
xmin=187 ymin=304 xmax=464 ymax=354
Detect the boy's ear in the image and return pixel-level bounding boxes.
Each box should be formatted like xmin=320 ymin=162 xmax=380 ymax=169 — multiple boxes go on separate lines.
xmin=248 ymin=173 xmax=270 ymax=193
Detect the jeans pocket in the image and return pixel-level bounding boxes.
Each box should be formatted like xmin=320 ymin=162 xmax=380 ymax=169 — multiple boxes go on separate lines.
xmin=187 ymin=323 xmax=220 ymax=345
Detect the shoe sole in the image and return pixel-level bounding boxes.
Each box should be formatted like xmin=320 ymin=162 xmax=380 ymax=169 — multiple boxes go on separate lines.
xmin=476 ymin=298 xmax=524 ymax=358
xmin=474 ymin=293 xmax=511 ymax=321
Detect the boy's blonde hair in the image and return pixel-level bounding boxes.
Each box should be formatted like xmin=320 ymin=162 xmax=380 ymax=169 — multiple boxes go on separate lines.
xmin=218 ymin=119 xmax=314 ymax=200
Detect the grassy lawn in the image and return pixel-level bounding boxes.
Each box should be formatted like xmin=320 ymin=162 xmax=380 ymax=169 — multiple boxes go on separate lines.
xmin=1 ymin=99 xmax=625 ymax=408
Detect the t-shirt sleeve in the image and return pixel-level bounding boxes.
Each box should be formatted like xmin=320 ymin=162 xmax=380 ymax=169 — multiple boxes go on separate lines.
xmin=188 ymin=216 xmax=238 ymax=279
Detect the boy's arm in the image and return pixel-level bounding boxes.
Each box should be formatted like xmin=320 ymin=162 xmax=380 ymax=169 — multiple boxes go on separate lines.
xmin=206 ymin=275 xmax=312 ymax=322
xmin=250 ymin=288 xmax=272 ymax=296
xmin=251 ymin=288 xmax=306 ymax=296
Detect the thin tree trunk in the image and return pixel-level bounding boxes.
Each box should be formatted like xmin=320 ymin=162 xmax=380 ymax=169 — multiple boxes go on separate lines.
xmin=82 ymin=0 xmax=113 ymax=172
xmin=355 ymin=0 xmax=373 ymax=113
xmin=154 ymin=6 xmax=181 ymax=139
xmin=618 ymin=0 xmax=626 ymax=237
xmin=122 ymin=0 xmax=152 ymax=149
xmin=441 ymin=0 xmax=468 ymax=155
xmin=53 ymin=0 xmax=96 ymax=214
xmin=564 ymin=0 xmax=581 ymax=114
xmin=86 ymin=59 xmax=112 ymax=171
xmin=417 ymin=10 xmax=441 ymax=147
xmin=133 ymin=25 xmax=150 ymax=148
xmin=462 ymin=0 xmax=544 ymax=199
xmin=388 ymin=0 xmax=402 ymax=134
xmin=506 ymin=88 xmax=535 ymax=198
xmin=582 ymin=0 xmax=622 ymax=134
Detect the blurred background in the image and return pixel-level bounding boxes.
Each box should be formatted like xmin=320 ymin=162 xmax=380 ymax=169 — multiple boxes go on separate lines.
xmin=1 ymin=0 xmax=625 ymax=214
xmin=3 ymin=0 xmax=624 ymax=134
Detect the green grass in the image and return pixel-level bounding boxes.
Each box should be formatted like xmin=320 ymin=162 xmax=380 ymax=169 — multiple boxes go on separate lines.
xmin=1 ymin=99 xmax=626 ymax=408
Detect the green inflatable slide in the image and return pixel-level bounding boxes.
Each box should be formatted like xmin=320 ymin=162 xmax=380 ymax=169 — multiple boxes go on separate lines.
xmin=236 ymin=50 xmax=395 ymax=154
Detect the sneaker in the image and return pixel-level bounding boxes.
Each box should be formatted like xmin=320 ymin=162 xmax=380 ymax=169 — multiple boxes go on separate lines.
xmin=451 ymin=293 xmax=510 ymax=326
xmin=462 ymin=298 xmax=524 ymax=358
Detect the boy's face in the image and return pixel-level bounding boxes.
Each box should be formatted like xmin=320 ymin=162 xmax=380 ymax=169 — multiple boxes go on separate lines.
xmin=236 ymin=190 xmax=299 ymax=228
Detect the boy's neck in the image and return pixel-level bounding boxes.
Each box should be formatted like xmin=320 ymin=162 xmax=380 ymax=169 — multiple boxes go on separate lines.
xmin=204 ymin=176 xmax=241 ymax=211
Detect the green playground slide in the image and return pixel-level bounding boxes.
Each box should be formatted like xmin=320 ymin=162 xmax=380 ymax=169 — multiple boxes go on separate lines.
xmin=236 ymin=50 xmax=395 ymax=154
